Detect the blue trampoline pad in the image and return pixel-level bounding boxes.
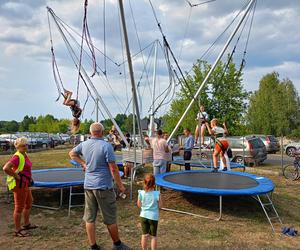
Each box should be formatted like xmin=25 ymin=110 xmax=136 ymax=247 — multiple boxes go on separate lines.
xmin=172 ymin=157 xmax=244 ymax=169
xmin=156 ymin=170 xmax=274 ymax=196
xmin=32 ymin=168 xmax=123 ymax=188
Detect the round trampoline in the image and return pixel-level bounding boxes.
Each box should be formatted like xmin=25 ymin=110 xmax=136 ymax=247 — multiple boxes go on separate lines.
xmin=155 ymin=170 xmax=279 ymax=231
xmin=32 ymin=168 xmax=123 ymax=188
xmin=31 ymin=168 xmax=123 ymax=214
xmin=156 ymin=170 xmax=273 ymax=196
xmin=172 ymin=157 xmax=245 ymax=170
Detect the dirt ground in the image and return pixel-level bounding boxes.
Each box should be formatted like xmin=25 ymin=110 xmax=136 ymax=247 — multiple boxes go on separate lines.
xmin=0 ymin=149 xmax=300 ymax=250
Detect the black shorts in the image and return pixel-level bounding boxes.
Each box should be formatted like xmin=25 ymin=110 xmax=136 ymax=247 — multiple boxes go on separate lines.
xmin=140 ymin=217 xmax=158 ymax=236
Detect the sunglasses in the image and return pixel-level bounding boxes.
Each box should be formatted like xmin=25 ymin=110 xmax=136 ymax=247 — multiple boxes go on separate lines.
xmin=20 ymin=144 xmax=28 ymax=147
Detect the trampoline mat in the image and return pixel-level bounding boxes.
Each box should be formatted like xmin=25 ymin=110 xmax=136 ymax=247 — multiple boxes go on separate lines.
xmin=32 ymin=170 xmax=84 ymax=183
xmin=163 ymin=172 xmax=259 ymax=190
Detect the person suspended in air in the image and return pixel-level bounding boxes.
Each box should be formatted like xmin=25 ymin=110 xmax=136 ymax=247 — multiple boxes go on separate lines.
xmin=205 ymin=119 xmax=229 ymax=172
xmin=109 ymin=125 xmax=124 ymax=151
xmin=194 ymin=105 xmax=209 ymax=147
xmin=62 ymin=90 xmax=82 ymax=134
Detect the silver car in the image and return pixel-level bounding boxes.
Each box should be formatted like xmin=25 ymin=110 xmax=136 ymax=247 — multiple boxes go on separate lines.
xmin=284 ymin=142 xmax=300 ymax=157
xmin=197 ymin=136 xmax=267 ymax=166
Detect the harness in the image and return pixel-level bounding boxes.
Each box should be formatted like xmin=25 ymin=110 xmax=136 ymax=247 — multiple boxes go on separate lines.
xmin=6 ymin=151 xmax=26 ymax=190
xmin=70 ymin=99 xmax=82 ymax=118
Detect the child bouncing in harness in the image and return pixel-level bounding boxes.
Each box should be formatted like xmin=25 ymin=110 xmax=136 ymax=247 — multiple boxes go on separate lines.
xmin=62 ymin=90 xmax=82 ymax=134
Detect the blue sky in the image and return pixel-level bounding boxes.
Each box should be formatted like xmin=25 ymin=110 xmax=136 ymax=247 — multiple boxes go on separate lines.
xmin=0 ymin=0 xmax=299 ymax=122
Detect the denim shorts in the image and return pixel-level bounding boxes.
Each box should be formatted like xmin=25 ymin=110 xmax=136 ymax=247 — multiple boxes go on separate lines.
xmin=153 ymin=159 xmax=167 ymax=175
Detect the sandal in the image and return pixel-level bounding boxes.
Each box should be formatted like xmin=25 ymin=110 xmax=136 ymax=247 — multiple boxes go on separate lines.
xmin=22 ymin=223 xmax=38 ymax=230
xmin=15 ymin=229 xmax=31 ymax=237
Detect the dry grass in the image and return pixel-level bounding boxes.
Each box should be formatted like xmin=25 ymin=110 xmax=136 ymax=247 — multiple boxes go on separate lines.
xmin=0 ymin=149 xmax=300 ymax=250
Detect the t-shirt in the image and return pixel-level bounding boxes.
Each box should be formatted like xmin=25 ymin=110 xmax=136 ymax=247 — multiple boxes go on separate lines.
xmin=138 ymin=190 xmax=160 ymax=221
xmin=73 ymin=137 xmax=116 ymax=189
xmin=184 ymin=135 xmax=194 ymax=151
xmin=212 ymin=126 xmax=226 ymax=138
xmin=151 ymin=138 xmax=168 ymax=161
xmin=196 ymin=111 xmax=208 ymax=121
xmin=9 ymin=154 xmax=32 ymax=187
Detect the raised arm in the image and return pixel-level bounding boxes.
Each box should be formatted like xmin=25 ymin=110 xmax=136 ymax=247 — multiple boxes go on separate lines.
xmin=223 ymin=122 xmax=228 ymax=135
xmin=205 ymin=122 xmax=213 ymax=135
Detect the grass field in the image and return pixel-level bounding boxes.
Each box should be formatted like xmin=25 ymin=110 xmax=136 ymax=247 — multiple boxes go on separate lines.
xmin=0 ymin=148 xmax=299 ymax=250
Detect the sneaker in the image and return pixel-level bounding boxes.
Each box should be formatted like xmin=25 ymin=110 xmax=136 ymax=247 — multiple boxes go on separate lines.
xmin=112 ymin=242 xmax=132 ymax=250
xmin=211 ymin=168 xmax=218 ymax=173
xmin=222 ymin=167 xmax=228 ymax=171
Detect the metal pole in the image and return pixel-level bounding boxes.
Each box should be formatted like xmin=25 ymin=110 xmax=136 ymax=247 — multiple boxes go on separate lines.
xmin=118 ymin=0 xmax=143 ymax=147
xmin=281 ymin=135 xmax=283 ymax=171
xmin=96 ymin=98 xmax=99 ymax=122
xmin=167 ymin=0 xmax=256 ymax=142
xmin=149 ymin=40 xmax=158 ymax=137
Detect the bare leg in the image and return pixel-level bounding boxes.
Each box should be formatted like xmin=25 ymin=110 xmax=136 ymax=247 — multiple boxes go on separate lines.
xmin=107 ymin=224 xmax=120 ymax=243
xmin=141 ymin=234 xmax=149 ymax=250
xmin=63 ymin=90 xmax=73 ymax=106
xmin=195 ymin=125 xmax=199 ymax=144
xmin=23 ymin=208 xmax=31 ymax=226
xmin=213 ymin=151 xmax=219 ymax=169
xmin=150 ymin=236 xmax=157 ymax=250
xmin=14 ymin=212 xmax=22 ymax=231
xmin=200 ymin=125 xmax=206 ymax=145
xmin=220 ymin=152 xmax=227 ymax=169
xmin=86 ymin=222 xmax=96 ymax=245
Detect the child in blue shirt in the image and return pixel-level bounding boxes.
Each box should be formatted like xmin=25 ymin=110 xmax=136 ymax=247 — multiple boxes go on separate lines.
xmin=137 ymin=174 xmax=162 ymax=250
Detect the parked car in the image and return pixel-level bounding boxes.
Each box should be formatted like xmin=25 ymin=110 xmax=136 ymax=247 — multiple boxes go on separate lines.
xmin=284 ymin=142 xmax=300 ymax=157
xmin=198 ymin=136 xmax=267 ymax=166
xmin=0 ymin=138 xmax=10 ymax=151
xmin=59 ymin=133 xmax=71 ymax=144
xmin=251 ymin=135 xmax=280 ymax=154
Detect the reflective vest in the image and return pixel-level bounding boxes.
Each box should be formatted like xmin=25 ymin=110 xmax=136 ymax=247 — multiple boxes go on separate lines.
xmin=6 ymin=151 xmax=26 ymax=190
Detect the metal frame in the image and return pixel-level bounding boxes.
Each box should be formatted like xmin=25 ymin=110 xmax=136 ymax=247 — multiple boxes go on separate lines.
xmin=160 ymin=190 xmax=282 ymax=232
xmin=32 ymin=186 xmax=84 ymax=216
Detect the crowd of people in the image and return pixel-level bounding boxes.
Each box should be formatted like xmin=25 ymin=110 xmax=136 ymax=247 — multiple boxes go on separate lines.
xmin=3 ymin=104 xmax=232 ymax=249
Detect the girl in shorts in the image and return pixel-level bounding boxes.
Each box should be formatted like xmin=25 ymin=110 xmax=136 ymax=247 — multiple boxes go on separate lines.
xmin=206 ymin=119 xmax=229 ymax=172
xmin=62 ymin=90 xmax=82 ymax=133
xmin=137 ymin=174 xmax=163 ymax=250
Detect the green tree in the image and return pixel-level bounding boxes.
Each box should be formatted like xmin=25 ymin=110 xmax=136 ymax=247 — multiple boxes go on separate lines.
xmin=19 ymin=115 xmax=36 ymax=132
xmin=247 ymin=72 xmax=300 ymax=136
xmin=162 ymin=59 xmax=248 ymax=136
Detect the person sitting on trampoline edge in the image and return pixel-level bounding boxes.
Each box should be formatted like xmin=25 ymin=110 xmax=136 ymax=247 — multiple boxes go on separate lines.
xmin=62 ymin=90 xmax=82 ymax=133
xmin=195 ymin=105 xmax=209 ymax=147
xmin=137 ymin=173 xmax=163 ymax=250
xmin=205 ymin=119 xmax=229 ymax=172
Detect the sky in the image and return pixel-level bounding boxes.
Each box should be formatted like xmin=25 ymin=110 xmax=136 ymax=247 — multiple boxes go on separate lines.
xmin=0 ymin=0 xmax=299 ymax=122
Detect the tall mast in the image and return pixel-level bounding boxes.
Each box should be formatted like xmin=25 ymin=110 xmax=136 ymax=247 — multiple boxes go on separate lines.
xmin=168 ymin=0 xmax=256 ymax=142
xmin=149 ymin=40 xmax=158 ymax=137
xmin=118 ymin=0 xmax=144 ymax=147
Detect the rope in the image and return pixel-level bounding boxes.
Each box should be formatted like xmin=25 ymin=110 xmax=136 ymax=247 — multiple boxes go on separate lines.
xmin=52 ymin=11 xmax=126 ymax=113
xmin=47 ymin=10 xmax=65 ymax=101
xmin=103 ymin=0 xmax=107 ymax=75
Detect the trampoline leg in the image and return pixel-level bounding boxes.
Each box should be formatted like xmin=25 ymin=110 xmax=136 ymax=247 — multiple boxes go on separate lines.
xmin=217 ymin=196 xmax=222 ymax=221
xmin=68 ymin=187 xmax=72 ymax=217
xmin=161 ymin=195 xmax=223 ymax=221
xmin=60 ymin=188 xmax=63 ymax=208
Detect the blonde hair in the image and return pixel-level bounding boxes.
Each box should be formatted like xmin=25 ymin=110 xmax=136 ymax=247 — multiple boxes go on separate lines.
xmin=14 ymin=137 xmax=28 ymax=148
xmin=71 ymin=118 xmax=80 ymax=134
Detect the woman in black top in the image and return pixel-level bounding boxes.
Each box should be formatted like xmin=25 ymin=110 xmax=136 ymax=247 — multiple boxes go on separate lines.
xmin=63 ymin=90 xmax=82 ymax=133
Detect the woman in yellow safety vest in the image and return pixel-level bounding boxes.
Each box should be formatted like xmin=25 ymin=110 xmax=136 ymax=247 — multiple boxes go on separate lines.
xmin=3 ymin=137 xmax=38 ymax=237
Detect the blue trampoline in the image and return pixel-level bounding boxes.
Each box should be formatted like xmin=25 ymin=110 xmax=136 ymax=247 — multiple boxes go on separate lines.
xmin=172 ymin=157 xmax=245 ymax=171
xmin=156 ymin=170 xmax=281 ymax=232
xmin=32 ymin=168 xmax=123 ymax=215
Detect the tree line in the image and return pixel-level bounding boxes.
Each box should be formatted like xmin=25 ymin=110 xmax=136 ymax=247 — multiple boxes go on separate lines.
xmin=1 ymin=60 xmax=299 ymax=138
